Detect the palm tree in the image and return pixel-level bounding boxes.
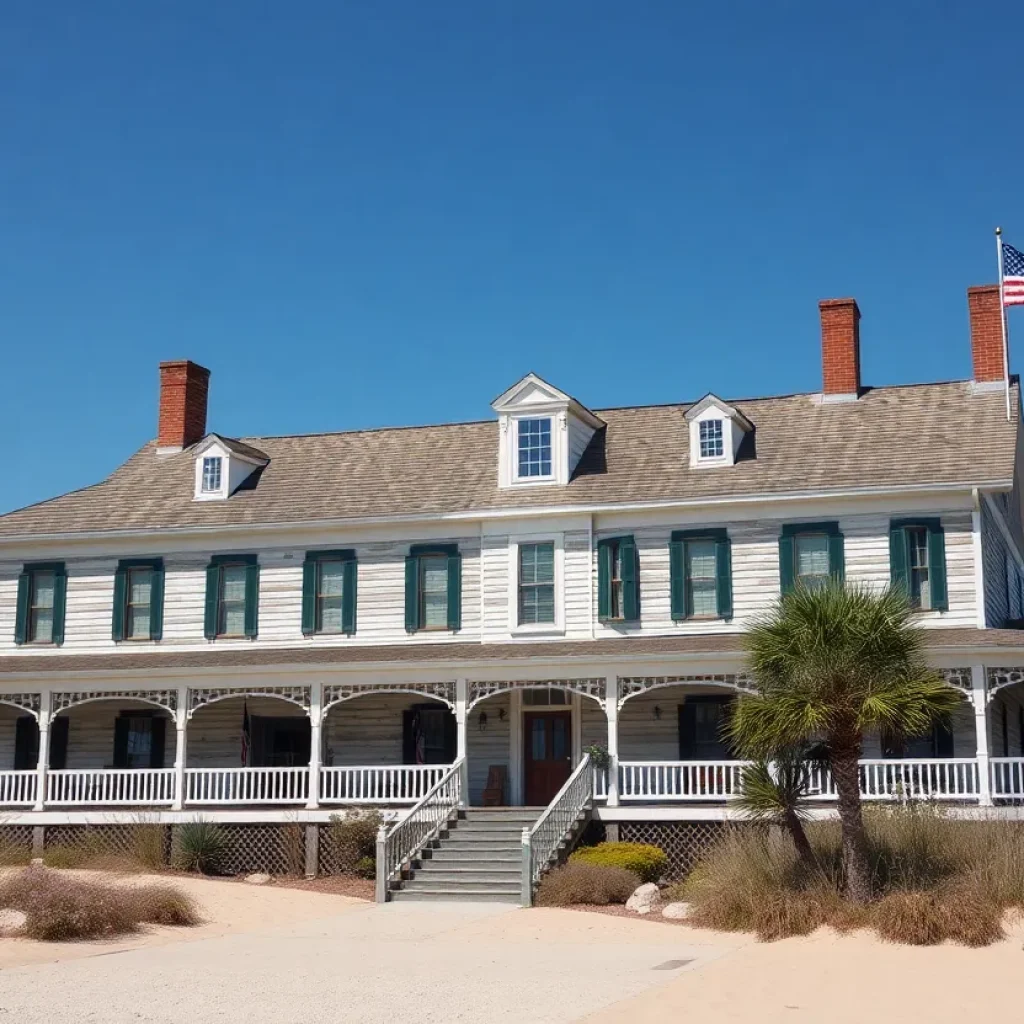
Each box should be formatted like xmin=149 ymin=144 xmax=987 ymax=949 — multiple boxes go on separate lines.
xmin=729 ymin=580 xmax=961 ymax=904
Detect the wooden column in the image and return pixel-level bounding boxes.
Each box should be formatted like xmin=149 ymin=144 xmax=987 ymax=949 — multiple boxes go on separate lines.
xmin=33 ymin=691 xmax=51 ymax=811
xmin=172 ymin=685 xmax=188 ymax=810
xmin=604 ymin=674 xmax=620 ymax=807
xmin=306 ymin=681 xmax=322 ymax=810
xmin=455 ymin=678 xmax=469 ymax=807
xmin=972 ymin=664 xmax=993 ymax=806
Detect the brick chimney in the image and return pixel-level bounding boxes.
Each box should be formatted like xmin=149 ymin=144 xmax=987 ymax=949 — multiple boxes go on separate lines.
xmin=819 ymin=298 xmax=861 ymax=400
xmin=967 ymin=285 xmax=1005 ymax=386
xmin=157 ymin=360 xmax=210 ymax=450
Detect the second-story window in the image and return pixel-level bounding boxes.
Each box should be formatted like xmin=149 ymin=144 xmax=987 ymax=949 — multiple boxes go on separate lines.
xmin=405 ymin=544 xmax=462 ymax=632
xmin=204 ymin=555 xmax=259 ymax=639
xmin=519 ymin=541 xmax=555 ymax=625
xmin=698 ymin=419 xmax=724 ymax=459
xmin=29 ymin=569 xmax=56 ymax=643
xmin=201 ymin=456 xmax=222 ymax=492
xmin=686 ymin=539 xmax=719 ymax=616
xmin=889 ymin=519 xmax=947 ymax=612
xmin=907 ymin=527 xmax=931 ymax=610
xmin=669 ymin=530 xmax=733 ymax=621
xmin=219 ymin=564 xmax=247 ymax=635
xmin=302 ymin=550 xmax=357 ymax=636
xmin=15 ymin=562 xmax=67 ymax=646
xmin=112 ymin=558 xmax=165 ymax=642
xmin=795 ymin=533 xmax=830 ymax=590
xmin=517 ymin=417 xmax=552 ymax=478
xmin=597 ymin=536 xmax=639 ymax=622
xmin=780 ymin=523 xmax=844 ymax=595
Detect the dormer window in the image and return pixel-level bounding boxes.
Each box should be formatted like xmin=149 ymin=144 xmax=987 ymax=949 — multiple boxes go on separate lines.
xmin=517 ymin=417 xmax=553 ymax=479
xmin=698 ymin=419 xmax=724 ymax=460
xmin=201 ymin=457 xmax=222 ymax=493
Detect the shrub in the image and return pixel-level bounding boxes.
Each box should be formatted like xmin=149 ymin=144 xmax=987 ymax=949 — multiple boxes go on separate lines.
xmin=329 ymin=810 xmax=384 ymax=873
xmin=0 ymin=866 xmax=200 ymax=941
xmin=353 ymin=855 xmax=377 ymax=879
xmin=174 ymin=820 xmax=228 ymax=874
xmin=570 ymin=842 xmax=668 ymax=883
xmin=535 ymin=862 xmax=640 ymax=906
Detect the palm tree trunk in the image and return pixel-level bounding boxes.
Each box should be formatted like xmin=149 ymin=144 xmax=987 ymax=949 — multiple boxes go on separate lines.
xmin=830 ymin=750 xmax=873 ymax=903
xmin=783 ymin=807 xmax=816 ymax=871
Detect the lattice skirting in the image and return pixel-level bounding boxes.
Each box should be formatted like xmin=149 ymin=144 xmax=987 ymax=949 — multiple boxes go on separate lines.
xmin=182 ymin=823 xmax=307 ymax=877
xmin=42 ymin=823 xmax=173 ymax=867
xmin=619 ymin=821 xmax=730 ymax=880
xmin=0 ymin=825 xmax=34 ymax=864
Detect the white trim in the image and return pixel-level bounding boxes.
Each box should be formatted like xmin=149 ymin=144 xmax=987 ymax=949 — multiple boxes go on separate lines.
xmin=983 ymin=491 xmax=1024 ymax=570
xmin=507 ymin=533 xmax=565 ymax=637
xmin=973 ymin=489 xmax=988 ymax=629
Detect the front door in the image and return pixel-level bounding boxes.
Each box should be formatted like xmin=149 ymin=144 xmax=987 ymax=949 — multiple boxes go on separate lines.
xmin=523 ymin=711 xmax=572 ymax=805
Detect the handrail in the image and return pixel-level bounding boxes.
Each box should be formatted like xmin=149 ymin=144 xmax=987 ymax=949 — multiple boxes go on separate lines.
xmin=375 ymin=756 xmax=465 ymax=903
xmin=521 ymin=753 xmax=592 ymax=907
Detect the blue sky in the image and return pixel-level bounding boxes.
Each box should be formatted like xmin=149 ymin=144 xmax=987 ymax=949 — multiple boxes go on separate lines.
xmin=1 ymin=2 xmax=1020 ymax=514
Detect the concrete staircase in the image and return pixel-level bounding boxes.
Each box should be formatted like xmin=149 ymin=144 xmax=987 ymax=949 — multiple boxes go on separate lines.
xmin=389 ymin=808 xmax=540 ymax=903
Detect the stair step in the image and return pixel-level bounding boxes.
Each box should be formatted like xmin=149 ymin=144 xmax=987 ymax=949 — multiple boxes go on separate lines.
xmin=423 ymin=852 xmax=520 ymax=864
xmin=439 ymin=843 xmax=522 ymax=854
xmin=448 ymin=824 xmax=529 ymax=835
xmin=409 ymin=869 xmax=520 ymax=884
xmin=391 ymin=889 xmax=521 ymax=903
xmin=400 ymin=879 xmax=521 ymax=894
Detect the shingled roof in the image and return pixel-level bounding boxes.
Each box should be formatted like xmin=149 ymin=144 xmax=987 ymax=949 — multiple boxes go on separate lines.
xmin=0 ymin=379 xmax=1018 ymax=539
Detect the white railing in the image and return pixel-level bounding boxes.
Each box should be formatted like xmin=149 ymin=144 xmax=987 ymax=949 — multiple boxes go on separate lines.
xmin=522 ymin=753 xmax=593 ymax=906
xmin=185 ymin=767 xmax=308 ymax=805
xmin=618 ymin=760 xmax=746 ymax=801
xmin=990 ymin=758 xmax=1024 ymax=799
xmin=592 ymin=766 xmax=608 ymax=800
xmin=46 ymin=769 xmax=177 ymax=806
xmin=375 ymin=757 xmax=464 ymax=903
xmin=856 ymin=759 xmax=979 ymax=802
xmin=0 ymin=771 xmax=38 ymax=807
xmin=320 ymin=765 xmax=449 ymax=805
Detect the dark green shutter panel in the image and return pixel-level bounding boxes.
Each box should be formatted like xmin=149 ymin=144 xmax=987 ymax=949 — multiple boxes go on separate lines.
xmin=14 ymin=716 xmax=38 ymax=771
xmin=402 ymin=710 xmax=416 ymax=764
xmin=150 ymin=715 xmax=167 ymax=769
xmin=113 ymin=716 xmax=130 ymax=768
xmin=828 ymin=530 xmax=845 ymax=582
xmin=669 ymin=540 xmax=686 ymax=620
xmin=778 ymin=535 xmax=795 ymax=595
xmin=204 ymin=563 xmax=220 ymax=639
xmin=342 ymin=557 xmax=357 ymax=635
xmin=14 ymin=572 xmax=29 ymax=645
xmin=889 ymin=525 xmax=910 ymax=595
xmin=715 ymin=535 xmax=733 ymax=619
xmin=678 ymin=704 xmax=696 ymax=759
xmin=243 ymin=561 xmax=259 ymax=638
xmin=51 ymin=567 xmax=67 ymax=646
xmin=149 ymin=564 xmax=164 ymax=641
xmin=446 ymin=552 xmax=462 ymax=631
xmin=620 ymin=537 xmax=639 ymax=621
xmin=301 ymin=558 xmax=317 ymax=636
xmin=404 ymin=556 xmax=419 ymax=632
xmin=49 ymin=716 xmax=69 ymax=770
xmin=443 ymin=709 xmax=458 ymax=763
xmin=597 ymin=540 xmax=613 ymax=621
xmin=928 ymin=523 xmax=948 ymax=611
xmin=111 ymin=567 xmax=127 ymax=642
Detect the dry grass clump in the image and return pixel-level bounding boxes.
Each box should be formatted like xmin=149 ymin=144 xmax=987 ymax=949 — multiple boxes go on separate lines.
xmin=0 ymin=866 xmax=200 ymax=941
xmin=535 ymin=862 xmax=641 ymax=906
xmin=675 ymin=808 xmax=1024 ymax=947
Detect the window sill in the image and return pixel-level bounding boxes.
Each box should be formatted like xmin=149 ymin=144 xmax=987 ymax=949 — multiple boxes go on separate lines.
xmin=304 ymin=632 xmax=355 ymax=639
xmin=510 ymin=624 xmax=565 ymax=638
xmin=209 ymin=635 xmax=256 ymax=642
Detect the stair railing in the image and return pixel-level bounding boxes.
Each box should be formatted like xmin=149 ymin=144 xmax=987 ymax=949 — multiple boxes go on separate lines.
xmin=375 ymin=756 xmax=465 ymax=903
xmin=520 ymin=753 xmax=593 ymax=907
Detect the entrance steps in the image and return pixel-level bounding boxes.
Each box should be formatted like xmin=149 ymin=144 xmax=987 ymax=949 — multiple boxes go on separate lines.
xmin=389 ymin=808 xmax=541 ymax=903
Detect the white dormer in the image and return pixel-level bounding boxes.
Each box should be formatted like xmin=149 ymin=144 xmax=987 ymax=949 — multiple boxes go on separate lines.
xmin=684 ymin=394 xmax=753 ymax=469
xmin=491 ymin=374 xmax=605 ymax=488
xmin=192 ymin=434 xmax=269 ymax=501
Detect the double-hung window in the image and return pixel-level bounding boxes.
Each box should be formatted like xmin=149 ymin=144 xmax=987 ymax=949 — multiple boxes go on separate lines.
xmin=516 ymin=417 xmax=552 ymax=479
xmin=518 ymin=541 xmax=556 ymax=625
xmin=698 ymin=419 xmax=724 ymax=460
xmin=669 ymin=530 xmax=733 ymax=621
xmin=779 ymin=523 xmax=844 ymax=594
xmin=889 ymin=519 xmax=947 ymax=611
xmin=113 ymin=712 xmax=166 ymax=769
xmin=405 ymin=544 xmax=461 ymax=632
xmin=301 ymin=550 xmax=357 ymax=636
xmin=204 ymin=554 xmax=259 ymax=639
xmin=201 ymin=456 xmax=222 ymax=493
xmin=14 ymin=562 xmax=67 ymax=646
xmin=597 ymin=536 xmax=639 ymax=622
xmin=112 ymin=558 xmax=165 ymax=641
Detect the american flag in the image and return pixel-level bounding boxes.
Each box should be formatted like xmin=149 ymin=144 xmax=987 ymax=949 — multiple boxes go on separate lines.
xmin=1002 ymin=241 xmax=1024 ymax=306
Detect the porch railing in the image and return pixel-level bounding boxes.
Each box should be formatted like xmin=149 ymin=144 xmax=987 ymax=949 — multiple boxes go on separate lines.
xmin=46 ymin=769 xmax=177 ymax=806
xmin=522 ymin=752 xmax=593 ymax=906
xmin=991 ymin=757 xmax=1024 ymax=799
xmin=0 ymin=771 xmax=38 ymax=807
xmin=320 ymin=765 xmax=449 ymax=805
xmin=185 ymin=767 xmax=309 ymax=805
xmin=375 ymin=757 xmax=465 ymax=903
xmin=618 ymin=760 xmax=745 ymax=801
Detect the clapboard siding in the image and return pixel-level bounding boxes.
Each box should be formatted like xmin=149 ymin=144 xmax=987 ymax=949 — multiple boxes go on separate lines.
xmin=188 ymin=696 xmax=305 ymax=768
xmin=57 ymin=700 xmax=173 ymax=770
xmin=567 ymin=415 xmax=596 ymax=476
xmin=467 ymin=693 xmax=510 ymax=804
xmin=981 ymin=500 xmax=1011 ymax=628
xmin=991 ymin=687 xmax=1024 ymax=757
xmin=323 ymin=693 xmax=451 ymax=766
xmin=0 ymin=704 xmax=23 ymax=770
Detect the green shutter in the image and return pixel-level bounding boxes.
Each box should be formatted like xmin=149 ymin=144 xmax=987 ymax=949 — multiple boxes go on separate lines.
xmin=111 ymin=567 xmax=128 ymax=642
xmin=405 ymin=555 xmax=419 ymax=632
xmin=828 ymin=528 xmax=845 ymax=582
xmin=778 ymin=535 xmax=795 ymax=595
xmin=597 ymin=540 xmax=613 ymax=621
xmin=150 ymin=715 xmax=167 ymax=769
xmin=14 ymin=572 xmax=29 ymax=645
xmin=620 ymin=536 xmax=639 ymax=621
xmin=301 ymin=557 xmax=317 ymax=636
xmin=446 ymin=552 xmax=462 ymax=631
xmin=669 ymin=539 xmax=686 ymax=621
xmin=243 ymin=561 xmax=259 ymax=638
xmin=889 ymin=524 xmax=910 ymax=595
xmin=203 ymin=563 xmax=220 ymax=639
xmin=51 ymin=566 xmax=67 ymax=646
xmin=342 ymin=557 xmax=358 ymax=635
xmin=149 ymin=562 xmax=164 ymax=641
xmin=928 ymin=522 xmax=948 ymax=611
xmin=113 ymin=716 xmax=130 ymax=768
xmin=715 ymin=534 xmax=733 ymax=619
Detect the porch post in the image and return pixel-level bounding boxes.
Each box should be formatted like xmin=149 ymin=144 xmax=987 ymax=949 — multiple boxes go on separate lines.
xmin=604 ymin=674 xmax=619 ymax=807
xmin=455 ymin=678 xmax=469 ymax=807
xmin=33 ymin=690 xmax=51 ymax=811
xmin=971 ymin=664 xmax=993 ymax=806
xmin=172 ymin=685 xmax=188 ymax=810
xmin=306 ymin=680 xmax=322 ymax=810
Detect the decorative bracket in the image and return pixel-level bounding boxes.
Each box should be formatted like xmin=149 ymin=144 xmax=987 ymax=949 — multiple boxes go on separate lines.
xmin=321 ymin=681 xmax=456 ymax=719
xmin=187 ymin=685 xmax=310 ymax=719
xmin=468 ymin=678 xmax=605 ymax=710
xmin=52 ymin=689 xmax=178 ymax=715
xmin=617 ymin=674 xmax=756 ymax=710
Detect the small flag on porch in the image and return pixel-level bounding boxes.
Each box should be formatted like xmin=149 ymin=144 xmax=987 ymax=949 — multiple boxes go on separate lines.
xmin=1001 ymin=241 xmax=1024 ymax=307
xmin=240 ymin=701 xmax=251 ymax=767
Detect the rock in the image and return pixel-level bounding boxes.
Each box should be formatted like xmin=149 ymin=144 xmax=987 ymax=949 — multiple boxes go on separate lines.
xmin=626 ymin=882 xmax=662 ymax=915
xmin=244 ymin=872 xmax=271 ymax=886
xmin=661 ymin=901 xmax=691 ymax=921
xmin=0 ymin=909 xmax=27 ymax=936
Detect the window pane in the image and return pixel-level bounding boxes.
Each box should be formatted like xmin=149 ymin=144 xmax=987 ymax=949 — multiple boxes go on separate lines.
xmin=128 ymin=605 xmax=151 ymax=638
xmin=520 ymin=543 xmax=554 ymax=584
xmin=420 ymin=555 xmax=449 ymax=628
xmin=531 ymin=718 xmax=546 ymax=760
xmin=221 ymin=566 xmax=247 ymax=601
xmin=687 ymin=540 xmax=716 ymax=579
xmin=319 ymin=561 xmax=344 ymax=596
xmin=223 ymin=603 xmax=246 ymax=635
xmin=202 ymin=457 xmax=222 ymax=492
xmin=129 ymin=569 xmax=152 ymax=605
xmin=319 ymin=598 xmax=344 ymax=633
xmin=690 ymin=580 xmax=718 ymax=618
xmin=126 ymin=718 xmax=153 ymax=768
xmin=795 ymin=534 xmax=830 ymax=578
xmin=32 ymin=572 xmax=55 ymax=610
xmin=699 ymin=419 xmax=724 ymax=459
xmin=31 ymin=609 xmax=53 ymax=643
xmin=517 ymin=417 xmax=553 ymax=478
xmin=551 ymin=717 xmax=568 ymax=760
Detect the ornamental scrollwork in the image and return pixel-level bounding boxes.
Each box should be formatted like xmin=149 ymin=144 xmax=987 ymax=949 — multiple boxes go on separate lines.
xmin=52 ymin=689 xmax=178 ymax=714
xmin=187 ymin=685 xmax=310 ymax=718
xmin=468 ymin=678 xmax=605 ymax=709
xmin=617 ymin=674 xmax=756 ymax=709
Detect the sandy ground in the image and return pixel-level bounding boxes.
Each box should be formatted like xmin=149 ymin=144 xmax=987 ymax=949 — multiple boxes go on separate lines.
xmin=0 ymin=873 xmax=1022 ymax=1022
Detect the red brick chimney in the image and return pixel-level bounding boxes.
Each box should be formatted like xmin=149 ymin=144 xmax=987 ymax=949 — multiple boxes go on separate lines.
xmin=819 ymin=298 xmax=861 ymax=399
xmin=157 ymin=360 xmax=210 ymax=450
xmin=967 ymin=285 xmax=1005 ymax=385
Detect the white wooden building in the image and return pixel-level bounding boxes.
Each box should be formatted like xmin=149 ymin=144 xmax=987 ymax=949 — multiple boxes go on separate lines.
xmin=3 ymin=285 xmax=1024 ymax=894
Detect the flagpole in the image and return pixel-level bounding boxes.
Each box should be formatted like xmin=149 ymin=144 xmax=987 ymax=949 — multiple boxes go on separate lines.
xmin=997 ymin=226 xmax=1012 ymax=420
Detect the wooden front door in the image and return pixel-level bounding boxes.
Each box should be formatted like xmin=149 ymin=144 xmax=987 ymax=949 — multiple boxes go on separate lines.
xmin=523 ymin=711 xmax=572 ymax=806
